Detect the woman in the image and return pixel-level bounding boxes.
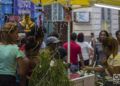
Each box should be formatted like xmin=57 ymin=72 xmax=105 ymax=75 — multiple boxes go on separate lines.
xmin=84 ymin=30 xmax=109 ymax=78
xmin=25 ymin=36 xmax=41 ymax=77
xmin=102 ymin=37 xmax=120 ymax=75
xmin=0 ymin=22 xmax=27 ymax=86
xmin=85 ymin=37 xmax=120 ymax=73
xmin=95 ymin=30 xmax=109 ymax=65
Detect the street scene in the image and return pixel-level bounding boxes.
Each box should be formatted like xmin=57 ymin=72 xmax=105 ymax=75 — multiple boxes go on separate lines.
xmin=0 ymin=0 xmax=120 ymax=86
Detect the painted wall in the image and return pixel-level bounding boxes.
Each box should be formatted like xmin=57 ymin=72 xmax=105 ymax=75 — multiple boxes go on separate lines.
xmin=72 ymin=6 xmax=119 ymax=40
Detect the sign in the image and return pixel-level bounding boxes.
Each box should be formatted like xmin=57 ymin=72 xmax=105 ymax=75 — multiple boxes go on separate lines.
xmin=74 ymin=12 xmax=90 ymax=23
xmin=14 ymin=0 xmax=34 ymax=17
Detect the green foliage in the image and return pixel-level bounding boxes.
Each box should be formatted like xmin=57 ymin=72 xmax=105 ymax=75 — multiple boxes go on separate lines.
xmin=29 ymin=49 xmax=73 ymax=86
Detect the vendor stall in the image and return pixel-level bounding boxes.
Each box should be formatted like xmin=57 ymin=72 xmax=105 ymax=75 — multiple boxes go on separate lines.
xmin=30 ymin=0 xmax=120 ymax=86
xmin=71 ymin=74 xmax=95 ymax=86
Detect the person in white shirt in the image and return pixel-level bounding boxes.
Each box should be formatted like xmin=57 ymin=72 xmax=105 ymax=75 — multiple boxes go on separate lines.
xmin=89 ymin=32 xmax=97 ymax=48
xmin=77 ymin=33 xmax=94 ymax=66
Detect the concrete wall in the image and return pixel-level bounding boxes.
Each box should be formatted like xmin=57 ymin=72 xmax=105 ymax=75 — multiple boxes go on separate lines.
xmin=111 ymin=9 xmax=119 ymax=37
xmin=72 ymin=7 xmax=93 ymax=36
xmin=72 ymin=6 xmax=119 ymax=39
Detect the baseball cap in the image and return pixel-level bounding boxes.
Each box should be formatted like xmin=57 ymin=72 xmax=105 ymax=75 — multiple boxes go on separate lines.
xmin=46 ymin=36 xmax=60 ymax=45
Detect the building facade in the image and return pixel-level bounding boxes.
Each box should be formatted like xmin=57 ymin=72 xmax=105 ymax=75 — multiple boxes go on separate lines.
xmin=72 ymin=6 xmax=119 ymax=40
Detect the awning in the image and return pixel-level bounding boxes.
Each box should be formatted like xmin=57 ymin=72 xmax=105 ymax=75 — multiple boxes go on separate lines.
xmin=32 ymin=0 xmax=120 ymax=6
xmin=31 ymin=0 xmax=90 ymax=6
xmin=96 ymin=0 xmax=120 ymax=7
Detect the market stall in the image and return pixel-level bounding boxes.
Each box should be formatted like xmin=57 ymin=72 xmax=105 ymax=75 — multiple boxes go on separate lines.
xmin=71 ymin=74 xmax=95 ymax=86
xmin=30 ymin=0 xmax=120 ymax=86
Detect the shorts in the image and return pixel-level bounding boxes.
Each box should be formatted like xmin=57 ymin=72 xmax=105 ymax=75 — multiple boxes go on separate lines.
xmin=0 ymin=74 xmax=16 ymax=86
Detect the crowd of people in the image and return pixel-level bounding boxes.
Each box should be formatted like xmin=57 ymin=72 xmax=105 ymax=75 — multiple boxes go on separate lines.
xmin=0 ymin=14 xmax=120 ymax=86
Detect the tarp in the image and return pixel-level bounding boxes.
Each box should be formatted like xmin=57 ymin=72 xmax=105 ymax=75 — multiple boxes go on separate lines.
xmin=31 ymin=0 xmax=120 ymax=7
xmin=31 ymin=0 xmax=90 ymax=6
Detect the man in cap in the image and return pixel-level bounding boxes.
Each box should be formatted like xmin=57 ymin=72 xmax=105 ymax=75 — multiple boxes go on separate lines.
xmin=46 ymin=36 xmax=60 ymax=46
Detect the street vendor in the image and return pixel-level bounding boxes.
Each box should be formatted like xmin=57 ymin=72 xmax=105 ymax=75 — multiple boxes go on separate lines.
xmin=84 ymin=37 xmax=120 ymax=76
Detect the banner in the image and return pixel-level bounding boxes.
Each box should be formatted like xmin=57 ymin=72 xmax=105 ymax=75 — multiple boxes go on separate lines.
xmin=14 ymin=0 xmax=34 ymax=17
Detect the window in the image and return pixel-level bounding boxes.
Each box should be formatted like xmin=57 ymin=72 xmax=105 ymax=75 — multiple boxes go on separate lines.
xmin=74 ymin=12 xmax=90 ymax=23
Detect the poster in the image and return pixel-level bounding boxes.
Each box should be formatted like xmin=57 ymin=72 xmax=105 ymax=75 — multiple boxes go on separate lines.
xmin=14 ymin=0 xmax=34 ymax=17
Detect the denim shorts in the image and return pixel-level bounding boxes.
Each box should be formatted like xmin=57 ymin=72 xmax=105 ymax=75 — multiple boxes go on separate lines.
xmin=70 ymin=64 xmax=79 ymax=73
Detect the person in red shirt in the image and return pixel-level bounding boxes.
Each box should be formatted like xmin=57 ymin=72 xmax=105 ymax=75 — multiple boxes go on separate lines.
xmin=63 ymin=33 xmax=84 ymax=73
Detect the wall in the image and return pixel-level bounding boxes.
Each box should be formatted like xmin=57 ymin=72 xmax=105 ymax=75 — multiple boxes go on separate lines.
xmin=72 ymin=7 xmax=93 ymax=36
xmin=111 ymin=9 xmax=119 ymax=37
xmin=72 ymin=6 xmax=119 ymax=40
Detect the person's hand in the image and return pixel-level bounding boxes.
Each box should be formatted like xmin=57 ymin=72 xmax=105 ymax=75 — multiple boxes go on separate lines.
xmin=83 ymin=66 xmax=93 ymax=71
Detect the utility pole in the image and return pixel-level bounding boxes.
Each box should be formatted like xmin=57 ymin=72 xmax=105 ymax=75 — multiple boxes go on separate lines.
xmin=66 ymin=0 xmax=71 ymax=75
xmin=119 ymin=11 xmax=120 ymax=30
xmin=39 ymin=0 xmax=42 ymax=28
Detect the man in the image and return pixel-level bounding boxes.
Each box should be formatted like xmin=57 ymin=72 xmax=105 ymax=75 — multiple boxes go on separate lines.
xmin=63 ymin=33 xmax=84 ymax=73
xmin=29 ymin=36 xmax=71 ymax=86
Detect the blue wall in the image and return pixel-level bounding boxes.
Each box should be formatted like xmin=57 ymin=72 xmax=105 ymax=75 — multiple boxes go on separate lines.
xmin=0 ymin=0 xmax=13 ymax=27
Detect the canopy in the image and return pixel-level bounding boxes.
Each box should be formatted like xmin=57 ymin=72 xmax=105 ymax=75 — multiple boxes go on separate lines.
xmin=31 ymin=0 xmax=90 ymax=6
xmin=31 ymin=0 xmax=120 ymax=74
xmin=31 ymin=0 xmax=120 ymax=7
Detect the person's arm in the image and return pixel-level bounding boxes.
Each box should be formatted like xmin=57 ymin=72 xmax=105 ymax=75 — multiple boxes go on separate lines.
xmin=17 ymin=57 xmax=29 ymax=86
xmin=79 ymin=53 xmax=85 ymax=68
xmin=88 ymin=47 xmax=94 ymax=58
xmin=84 ymin=66 xmax=105 ymax=72
xmin=78 ymin=45 xmax=85 ymax=68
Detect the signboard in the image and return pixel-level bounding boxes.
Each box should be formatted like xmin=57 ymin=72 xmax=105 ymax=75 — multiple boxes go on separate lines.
xmin=14 ymin=0 xmax=34 ymax=17
xmin=74 ymin=12 xmax=90 ymax=23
